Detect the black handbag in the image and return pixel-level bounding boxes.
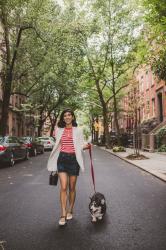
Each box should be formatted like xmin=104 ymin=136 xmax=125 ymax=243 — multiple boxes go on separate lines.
xmin=49 ymin=171 xmax=58 ymax=186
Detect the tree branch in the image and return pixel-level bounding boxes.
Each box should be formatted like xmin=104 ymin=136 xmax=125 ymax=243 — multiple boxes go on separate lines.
xmin=100 ymin=0 xmax=112 ymax=76
xmin=1 ymin=6 xmax=10 ymax=66
xmin=106 ymin=83 xmax=129 ymax=105
xmin=10 ymin=24 xmax=47 ymax=75
xmin=10 ymin=92 xmax=28 ymax=97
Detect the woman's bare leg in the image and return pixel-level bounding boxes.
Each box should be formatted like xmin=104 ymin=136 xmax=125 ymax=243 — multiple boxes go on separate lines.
xmin=68 ymin=175 xmax=77 ymax=213
xmin=58 ymin=172 xmax=68 ymax=217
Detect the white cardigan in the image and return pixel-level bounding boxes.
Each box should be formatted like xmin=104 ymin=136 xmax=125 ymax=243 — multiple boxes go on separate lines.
xmin=47 ymin=127 xmax=85 ymax=172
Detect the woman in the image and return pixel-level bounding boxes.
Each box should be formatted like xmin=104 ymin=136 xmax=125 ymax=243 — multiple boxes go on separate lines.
xmin=47 ymin=109 xmax=90 ymax=226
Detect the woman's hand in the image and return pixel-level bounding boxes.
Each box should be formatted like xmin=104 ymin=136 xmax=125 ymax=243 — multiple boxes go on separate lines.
xmin=83 ymin=143 xmax=91 ymax=150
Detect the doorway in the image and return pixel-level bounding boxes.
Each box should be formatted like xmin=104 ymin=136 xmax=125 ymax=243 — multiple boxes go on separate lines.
xmin=158 ymin=93 xmax=163 ymax=122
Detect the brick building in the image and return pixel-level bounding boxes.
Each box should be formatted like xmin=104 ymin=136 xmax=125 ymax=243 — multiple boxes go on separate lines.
xmin=136 ymin=66 xmax=166 ymax=123
xmin=119 ymin=66 xmax=166 ymax=134
xmin=0 ymin=90 xmax=36 ymax=136
xmin=0 ymin=63 xmax=36 ymax=136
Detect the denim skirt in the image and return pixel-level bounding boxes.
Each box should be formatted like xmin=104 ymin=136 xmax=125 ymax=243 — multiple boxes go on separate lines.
xmin=57 ymin=152 xmax=80 ymax=176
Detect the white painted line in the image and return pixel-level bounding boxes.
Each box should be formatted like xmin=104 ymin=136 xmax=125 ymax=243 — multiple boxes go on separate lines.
xmin=23 ymin=174 xmax=33 ymax=177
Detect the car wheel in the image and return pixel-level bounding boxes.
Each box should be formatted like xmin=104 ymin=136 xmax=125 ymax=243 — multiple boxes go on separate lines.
xmin=9 ymin=153 xmax=15 ymax=167
xmin=41 ymin=147 xmax=44 ymax=154
xmin=25 ymin=150 xmax=30 ymax=160
xmin=33 ymin=148 xmax=37 ymax=157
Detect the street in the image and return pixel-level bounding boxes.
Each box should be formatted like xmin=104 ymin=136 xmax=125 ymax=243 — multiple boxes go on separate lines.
xmin=0 ymin=146 xmax=166 ymax=250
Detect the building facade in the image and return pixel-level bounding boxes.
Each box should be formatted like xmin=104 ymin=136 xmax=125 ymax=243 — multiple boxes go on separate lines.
xmin=0 ymin=90 xmax=36 ymax=136
xmin=136 ymin=66 xmax=166 ymax=123
xmin=119 ymin=66 xmax=166 ymax=134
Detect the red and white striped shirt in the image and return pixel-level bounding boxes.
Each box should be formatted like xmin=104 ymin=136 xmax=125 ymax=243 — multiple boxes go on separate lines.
xmin=60 ymin=127 xmax=75 ymax=153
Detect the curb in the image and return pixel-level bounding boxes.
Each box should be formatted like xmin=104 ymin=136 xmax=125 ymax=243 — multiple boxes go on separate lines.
xmin=99 ymin=147 xmax=166 ymax=183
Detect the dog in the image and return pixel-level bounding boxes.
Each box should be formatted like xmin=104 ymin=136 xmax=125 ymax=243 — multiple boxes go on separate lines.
xmin=89 ymin=192 xmax=106 ymax=222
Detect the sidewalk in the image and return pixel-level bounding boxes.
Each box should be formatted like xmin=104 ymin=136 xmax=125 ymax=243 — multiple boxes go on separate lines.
xmin=100 ymin=147 xmax=166 ymax=182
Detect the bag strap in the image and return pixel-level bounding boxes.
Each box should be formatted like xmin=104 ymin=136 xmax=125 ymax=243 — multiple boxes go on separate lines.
xmin=88 ymin=144 xmax=96 ymax=193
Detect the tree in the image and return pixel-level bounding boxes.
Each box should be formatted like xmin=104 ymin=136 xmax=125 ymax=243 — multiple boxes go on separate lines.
xmin=143 ymin=0 xmax=166 ymax=80
xmin=75 ymin=0 xmax=142 ymax=147
xmin=0 ymin=0 xmax=60 ymax=135
xmin=0 ymin=0 xmax=85 ymax=136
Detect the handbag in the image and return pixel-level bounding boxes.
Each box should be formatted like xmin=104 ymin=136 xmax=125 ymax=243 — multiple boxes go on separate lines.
xmin=49 ymin=171 xmax=58 ymax=186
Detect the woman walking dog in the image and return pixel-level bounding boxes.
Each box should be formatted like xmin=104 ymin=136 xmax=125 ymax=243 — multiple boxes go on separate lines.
xmin=47 ymin=109 xmax=90 ymax=226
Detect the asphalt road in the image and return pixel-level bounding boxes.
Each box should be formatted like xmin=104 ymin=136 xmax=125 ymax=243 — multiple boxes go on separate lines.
xmin=0 ymin=146 xmax=166 ymax=250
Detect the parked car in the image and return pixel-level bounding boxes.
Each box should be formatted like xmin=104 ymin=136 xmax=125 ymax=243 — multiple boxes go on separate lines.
xmin=37 ymin=136 xmax=55 ymax=151
xmin=19 ymin=137 xmax=45 ymax=156
xmin=0 ymin=136 xmax=29 ymax=167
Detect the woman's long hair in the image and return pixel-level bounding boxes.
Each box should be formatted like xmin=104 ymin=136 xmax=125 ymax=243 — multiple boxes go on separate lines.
xmin=57 ymin=109 xmax=78 ymax=128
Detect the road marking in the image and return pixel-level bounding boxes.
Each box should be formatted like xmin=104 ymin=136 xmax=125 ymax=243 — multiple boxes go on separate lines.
xmin=23 ymin=174 xmax=33 ymax=177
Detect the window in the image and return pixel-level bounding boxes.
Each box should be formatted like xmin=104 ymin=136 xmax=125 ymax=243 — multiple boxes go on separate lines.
xmin=146 ymin=71 xmax=149 ymax=89
xmin=146 ymin=99 xmax=150 ymax=112
xmin=143 ymin=107 xmax=145 ymax=120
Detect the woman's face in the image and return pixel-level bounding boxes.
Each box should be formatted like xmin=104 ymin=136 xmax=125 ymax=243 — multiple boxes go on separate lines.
xmin=63 ymin=112 xmax=74 ymax=125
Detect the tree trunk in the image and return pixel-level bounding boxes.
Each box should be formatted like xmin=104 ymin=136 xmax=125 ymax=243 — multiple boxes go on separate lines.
xmin=50 ymin=118 xmax=57 ymax=137
xmin=95 ymin=79 xmax=110 ymax=147
xmin=0 ymin=7 xmax=26 ymax=135
xmin=38 ymin=114 xmax=44 ymax=137
xmin=91 ymin=117 xmax=95 ymax=143
xmin=113 ymin=94 xmax=120 ymax=145
xmin=102 ymin=106 xmax=110 ymax=148
xmin=110 ymin=47 xmax=120 ymax=146
xmin=0 ymin=7 xmax=12 ymax=135
xmin=0 ymin=71 xmax=12 ymax=135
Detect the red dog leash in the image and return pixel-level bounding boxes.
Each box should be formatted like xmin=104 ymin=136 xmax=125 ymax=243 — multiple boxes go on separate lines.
xmin=88 ymin=144 xmax=96 ymax=193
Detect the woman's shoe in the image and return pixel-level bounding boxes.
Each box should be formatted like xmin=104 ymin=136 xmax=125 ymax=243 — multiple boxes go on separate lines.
xmin=59 ymin=216 xmax=67 ymax=226
xmin=66 ymin=212 xmax=73 ymax=220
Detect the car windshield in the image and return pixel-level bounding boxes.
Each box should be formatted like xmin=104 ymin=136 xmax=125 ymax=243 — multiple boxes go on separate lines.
xmin=38 ymin=137 xmax=50 ymax=141
xmin=20 ymin=137 xmax=30 ymax=142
